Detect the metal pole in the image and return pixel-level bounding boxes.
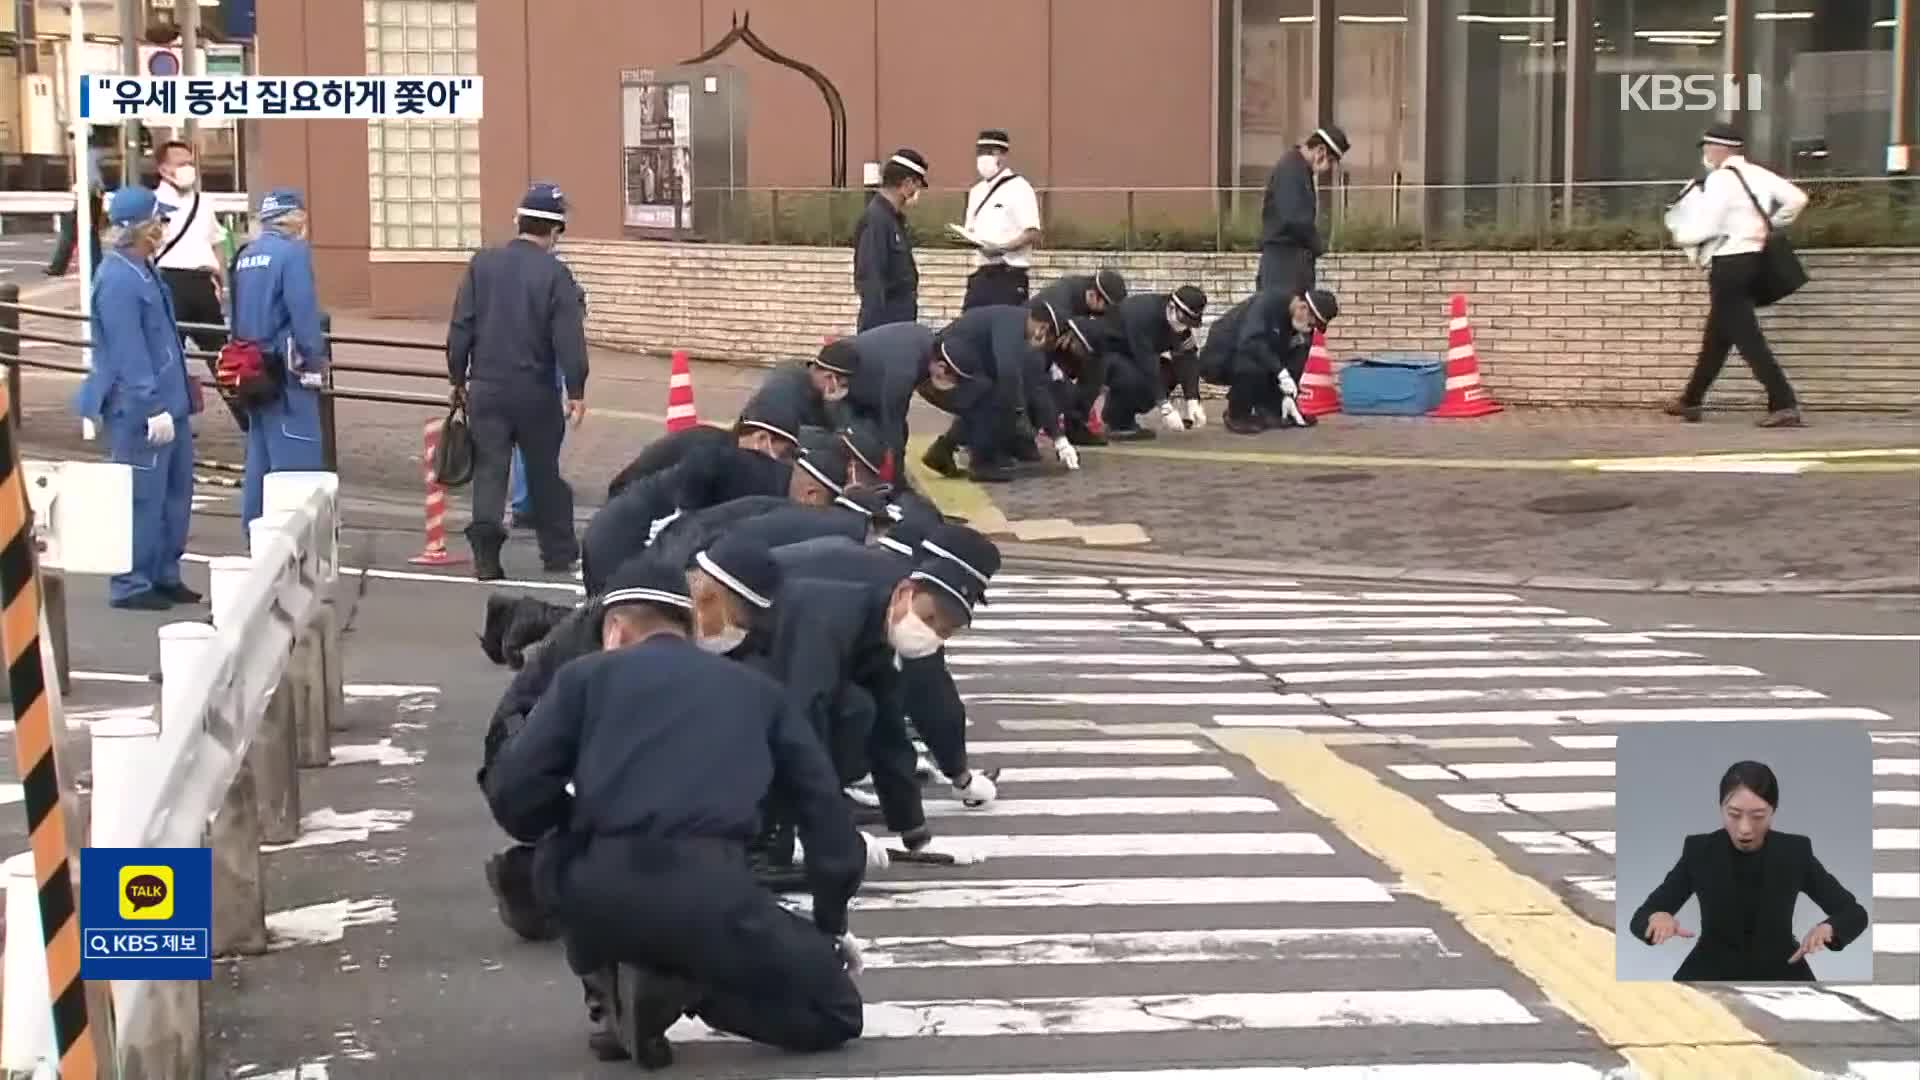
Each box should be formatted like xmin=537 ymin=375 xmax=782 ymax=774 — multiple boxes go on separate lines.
xmin=1 ymin=283 xmax=19 ymax=430
xmin=318 ymin=314 xmax=338 ymax=471
xmin=1560 ymin=0 xmax=1590 ymax=228
xmin=181 ymin=0 xmax=202 ymax=142
xmin=70 ymin=0 xmax=95 ymax=388
xmin=1892 ymin=0 xmax=1914 ymax=176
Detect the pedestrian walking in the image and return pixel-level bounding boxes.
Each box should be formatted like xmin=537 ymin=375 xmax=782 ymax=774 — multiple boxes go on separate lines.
xmin=447 ymin=182 xmax=590 ymax=580
xmin=229 ymin=187 xmax=330 ymax=530
xmin=1663 ymin=123 xmax=1808 ymax=428
xmin=957 ymin=130 xmax=1042 ymax=310
xmin=46 ymin=129 xmax=108 ymax=278
xmin=1258 ymin=124 xmax=1348 ymax=294
xmin=151 ymin=140 xmax=243 ymax=432
xmin=71 ymin=187 xmax=199 ymax=610
xmin=853 ymin=148 xmax=929 ymax=332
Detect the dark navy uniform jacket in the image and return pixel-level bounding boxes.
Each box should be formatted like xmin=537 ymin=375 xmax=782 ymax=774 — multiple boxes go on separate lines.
xmin=1199 ymin=290 xmax=1308 ymax=383
xmin=447 ymin=237 xmax=589 ymax=394
xmin=484 ymin=635 xmax=865 ymax=935
xmin=479 ymin=599 xmax=600 ymax=787
xmin=1032 ymin=275 xmax=1098 ymax=322
xmin=749 ymin=363 xmax=845 ymax=434
xmin=1112 ymin=292 xmax=1200 ymax=407
xmin=582 ymin=444 xmax=791 ymax=595
xmin=846 ymin=321 xmax=935 ymax=461
xmin=648 ymin=496 xmax=866 ymax=570
xmin=762 ymin=577 xmax=899 ymax=758
xmin=852 ymin=193 xmax=918 ymax=332
xmin=606 ymin=426 xmax=733 ymax=501
xmin=1260 ymin=148 xmax=1323 ymax=256
xmin=941 ymin=305 xmax=1057 ymax=437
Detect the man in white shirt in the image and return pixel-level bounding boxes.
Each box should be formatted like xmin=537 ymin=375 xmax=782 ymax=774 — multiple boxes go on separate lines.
xmin=152 ymin=140 xmax=239 ymax=426
xmin=957 ymin=129 xmax=1042 ymax=310
xmin=1662 ymin=123 xmax=1807 ymax=428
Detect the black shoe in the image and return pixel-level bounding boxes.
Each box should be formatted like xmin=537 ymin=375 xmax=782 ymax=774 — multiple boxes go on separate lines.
xmin=478 ymin=593 xmax=517 ymax=665
xmin=921 ymin=436 xmax=963 ymax=479
xmin=110 ymin=591 xmax=173 ymax=611
xmin=1757 ymin=408 xmax=1804 ymax=428
xmin=1663 ymin=399 xmax=1704 ymax=423
xmin=542 ymin=558 xmax=580 ymax=574
xmin=1107 ymin=426 xmax=1157 ymax=442
xmin=901 ymin=825 xmax=933 ymax=852
xmin=1012 ymin=440 xmax=1043 ymax=463
xmin=1066 ymin=425 xmax=1108 ymax=447
xmin=484 ymin=846 xmax=560 ymax=942
xmin=155 ymin=583 xmax=203 ymax=604
xmin=585 ymin=971 xmax=630 ymax=1061
xmin=503 ymin=597 xmax=570 ymax=669
xmin=613 ymin=965 xmax=695 ymax=1069
xmin=474 ymin=552 xmax=506 ymax=582
xmin=1225 ymin=415 xmax=1266 ymax=436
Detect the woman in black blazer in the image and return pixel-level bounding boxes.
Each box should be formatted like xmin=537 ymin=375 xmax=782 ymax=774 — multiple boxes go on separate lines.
xmin=1629 ymin=760 xmax=1870 ymax=982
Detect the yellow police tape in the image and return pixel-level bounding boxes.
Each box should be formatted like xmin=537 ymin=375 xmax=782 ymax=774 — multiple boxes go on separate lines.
xmin=1216 ymin=728 xmax=1816 ymax=1080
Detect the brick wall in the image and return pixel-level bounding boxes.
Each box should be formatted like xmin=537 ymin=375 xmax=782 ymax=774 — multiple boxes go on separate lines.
xmin=565 ymin=242 xmax=1920 ymax=411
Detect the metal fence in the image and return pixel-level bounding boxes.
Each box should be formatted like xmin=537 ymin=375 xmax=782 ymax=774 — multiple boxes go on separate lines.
xmin=675 ymin=175 xmax=1920 ymax=253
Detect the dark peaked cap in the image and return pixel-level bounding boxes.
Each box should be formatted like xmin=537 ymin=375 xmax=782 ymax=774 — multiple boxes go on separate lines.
xmin=601 ymin=556 xmax=694 ymax=616
xmin=911 ymin=524 xmax=1002 ymax=620
xmin=793 ymin=435 xmax=853 ymax=497
xmin=693 ymin=532 xmax=781 ymax=610
xmin=738 ymin=395 xmax=805 ymax=444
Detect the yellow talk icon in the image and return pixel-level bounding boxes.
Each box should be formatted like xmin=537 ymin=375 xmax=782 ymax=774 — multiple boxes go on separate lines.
xmin=119 ymin=865 xmax=174 ymax=921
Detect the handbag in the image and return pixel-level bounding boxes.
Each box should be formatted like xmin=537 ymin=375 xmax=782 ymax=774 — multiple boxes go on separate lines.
xmin=1726 ymin=166 xmax=1809 ymax=308
xmin=431 ymin=404 xmax=476 ymax=488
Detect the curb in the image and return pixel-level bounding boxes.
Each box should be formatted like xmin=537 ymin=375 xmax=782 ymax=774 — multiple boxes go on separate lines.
xmin=987 ymin=540 xmax=1920 ymax=597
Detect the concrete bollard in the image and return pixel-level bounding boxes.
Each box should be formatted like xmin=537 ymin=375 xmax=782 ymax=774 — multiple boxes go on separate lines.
xmin=157 ymin=621 xmax=219 ymax=736
xmin=289 ymin=623 xmax=329 ymax=768
xmin=209 ymin=766 xmax=268 ymax=956
xmin=248 ymin=681 xmax=302 ymax=844
xmin=206 ymin=555 xmax=253 ymax=629
xmin=90 ymin=716 xmax=162 ymax=1023
xmin=1 ymin=853 xmax=56 ymax=1073
xmin=43 ymin=568 xmax=71 ymax=696
xmin=113 ymin=978 xmax=203 ymax=1080
xmin=314 ymin=600 xmax=348 ymax=733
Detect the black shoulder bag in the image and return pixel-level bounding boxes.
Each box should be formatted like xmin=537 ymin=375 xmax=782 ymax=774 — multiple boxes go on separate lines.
xmin=1726 ymin=166 xmax=1809 ymax=308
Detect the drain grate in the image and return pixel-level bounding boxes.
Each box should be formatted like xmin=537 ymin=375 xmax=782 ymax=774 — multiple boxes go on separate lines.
xmin=1303 ymin=472 xmax=1375 ymax=484
xmin=1527 ymin=492 xmax=1636 ymax=515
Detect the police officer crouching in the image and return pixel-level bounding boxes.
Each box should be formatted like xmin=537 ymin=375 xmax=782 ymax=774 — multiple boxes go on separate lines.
xmin=449 ymin=182 xmax=590 ymax=580
xmin=1200 ymin=287 xmax=1339 ymax=435
xmin=483 ymin=556 xmax=871 ymax=1067
xmin=230 ymin=187 xmax=331 ymax=530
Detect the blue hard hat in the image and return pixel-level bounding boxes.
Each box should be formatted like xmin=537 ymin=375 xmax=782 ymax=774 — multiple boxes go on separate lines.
xmin=518 ymin=182 xmax=568 ymax=222
xmin=258 ymin=187 xmax=306 ymax=221
xmin=106 ymin=186 xmax=176 ymax=226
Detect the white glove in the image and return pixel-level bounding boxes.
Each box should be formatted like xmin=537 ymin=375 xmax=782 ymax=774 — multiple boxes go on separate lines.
xmin=859 ymin=831 xmax=891 ymax=870
xmin=1157 ymin=401 xmax=1184 ymax=434
xmin=836 ymin=931 xmax=865 ymax=975
xmin=81 ymin=418 xmax=98 ymax=442
xmin=1277 ymin=369 xmax=1300 ymax=398
xmin=1052 ymin=436 xmax=1080 ymax=471
xmin=646 ymin=508 xmax=683 ymax=543
xmin=1279 ymin=393 xmax=1306 ymax=428
xmin=1185 ymin=399 xmax=1206 ymax=429
xmin=953 ymin=770 xmax=998 ymax=808
xmin=145 ymin=412 xmax=176 ymax=446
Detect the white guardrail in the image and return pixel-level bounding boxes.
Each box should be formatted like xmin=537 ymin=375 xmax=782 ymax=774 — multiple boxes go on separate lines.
xmin=0 ymin=191 xmax=252 ymax=217
xmin=2 ymin=468 xmax=343 ymax=1080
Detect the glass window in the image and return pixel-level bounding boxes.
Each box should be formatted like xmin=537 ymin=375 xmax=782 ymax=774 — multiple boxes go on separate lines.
xmin=1425 ymin=0 xmax=1568 ymax=229
xmin=364 ymin=0 xmax=480 ymax=250
xmin=1333 ymin=0 xmax=1415 ymax=224
xmin=1745 ymin=0 xmax=1893 ymax=178
xmin=1239 ymin=0 xmax=1317 ymax=188
xmin=1587 ymin=0 xmax=1731 ymax=184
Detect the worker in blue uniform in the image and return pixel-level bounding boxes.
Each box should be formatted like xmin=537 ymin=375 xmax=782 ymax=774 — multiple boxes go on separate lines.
xmin=508 ymin=365 xmax=568 ymax=526
xmin=605 ymin=396 xmax=805 ymax=500
xmin=228 ymin=187 xmax=329 ymax=531
xmin=73 ymin=186 xmax=199 ymax=610
xmin=484 ymin=556 xmax=876 ymax=1067
xmin=448 ymin=182 xmax=590 ymax=580
xmin=852 ymin=148 xmax=929 ymax=331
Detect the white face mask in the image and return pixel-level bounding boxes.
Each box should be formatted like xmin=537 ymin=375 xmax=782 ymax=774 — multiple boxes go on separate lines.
xmin=823 ymin=384 xmax=850 ymax=404
xmin=169 ymin=164 xmax=198 ymax=190
xmin=696 ymin=626 xmax=748 ymax=656
xmin=975 ymin=155 xmax=1000 ymax=181
xmin=1701 ymin=153 xmax=1716 ymax=171
xmin=888 ymin=611 xmax=945 ymax=660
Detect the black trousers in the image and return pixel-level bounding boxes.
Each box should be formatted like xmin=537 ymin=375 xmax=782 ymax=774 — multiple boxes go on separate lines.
xmin=1681 ymin=252 xmax=1797 ymax=412
xmin=1256 ymin=243 xmax=1315 ymax=295
xmin=900 ymin=653 xmax=967 ymax=779
xmin=162 ymin=268 xmax=248 ymax=431
xmin=466 ymin=380 xmax=578 ymax=564
xmin=961 ymin=264 xmax=1029 ymax=310
xmin=1046 ymin=350 xmax=1106 ymax=431
xmin=1162 ymin=351 xmax=1202 ymax=405
xmin=1225 ymin=363 xmax=1298 ymax=422
xmin=46 ymin=195 xmax=102 ymax=275
xmin=818 ymin=687 xmax=925 ymax=835
xmin=558 ymin=837 xmax=862 ymax=1053
xmin=1102 ymin=357 xmax=1159 ymax=431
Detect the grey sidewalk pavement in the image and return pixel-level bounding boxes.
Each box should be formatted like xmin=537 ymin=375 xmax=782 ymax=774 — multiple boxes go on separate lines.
xmin=12 ymin=304 xmax=1920 ymax=589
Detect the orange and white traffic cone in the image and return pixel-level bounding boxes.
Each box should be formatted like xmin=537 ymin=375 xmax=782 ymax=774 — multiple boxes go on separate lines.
xmin=1086 ymin=392 xmax=1107 ymax=437
xmin=1298 ymin=330 xmax=1341 ymax=418
xmin=408 ymin=417 xmax=466 ymax=567
xmin=665 ymin=349 xmax=699 ymax=432
xmin=1429 ymin=294 xmax=1503 ymax=418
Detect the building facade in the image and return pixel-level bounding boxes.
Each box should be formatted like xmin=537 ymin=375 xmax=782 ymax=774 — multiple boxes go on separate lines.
xmin=252 ymin=0 xmax=1916 ymax=315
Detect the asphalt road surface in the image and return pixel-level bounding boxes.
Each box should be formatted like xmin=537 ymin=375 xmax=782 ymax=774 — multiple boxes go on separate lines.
xmin=0 ymin=232 xmax=56 ymax=283
xmin=11 ymin=526 xmax=1917 ymax=1079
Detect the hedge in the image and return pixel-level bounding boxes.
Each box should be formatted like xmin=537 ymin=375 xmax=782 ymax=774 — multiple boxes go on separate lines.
xmin=682 ymin=179 xmax=1920 ymax=253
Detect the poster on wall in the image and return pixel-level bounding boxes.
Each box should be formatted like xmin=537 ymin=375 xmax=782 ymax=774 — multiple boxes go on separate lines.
xmin=621 ymin=70 xmax=693 ymax=232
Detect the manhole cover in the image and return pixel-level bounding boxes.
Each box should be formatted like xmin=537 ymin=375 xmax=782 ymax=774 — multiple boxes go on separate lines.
xmin=1303 ymin=472 xmax=1374 ymax=484
xmin=1527 ymin=492 xmax=1636 ymax=515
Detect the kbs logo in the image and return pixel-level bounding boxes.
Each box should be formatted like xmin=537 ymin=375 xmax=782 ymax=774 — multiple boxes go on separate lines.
xmin=1619 ymin=74 xmax=1764 ymax=112
xmin=119 ymin=865 xmax=174 ymax=920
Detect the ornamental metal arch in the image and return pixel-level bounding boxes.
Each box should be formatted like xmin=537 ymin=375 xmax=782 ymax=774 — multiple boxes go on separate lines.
xmin=680 ymin=11 xmax=849 ymax=188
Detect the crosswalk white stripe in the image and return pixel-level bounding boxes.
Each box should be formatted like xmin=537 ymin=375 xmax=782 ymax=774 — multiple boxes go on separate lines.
xmin=1182 ymin=617 xmax=1611 ymax=632
xmin=808 ymin=877 xmax=1400 ymax=910
xmin=956 ymin=671 xmax=1269 ymax=684
xmin=1737 ymin=984 xmax=1920 ymax=1023
xmin=1149 ymin=604 xmax=1571 ymax=616
xmin=1844 ymin=1063 xmax=1920 ymax=1080
xmin=982 ymin=765 xmax=1237 ymax=782
xmin=1315 ymin=686 xmax=1825 ymax=707
xmin=1125 ymin=590 xmax=1529 ymax=603
xmin=670 ymin=988 xmax=1539 ymax=1041
xmin=1276 ymin=664 xmax=1765 ymax=685
xmin=1111 ymin=577 xmax=1304 ymax=587
xmin=1872 ymin=924 xmax=1919 ymax=953
xmin=969 ymin=619 xmax=1184 ymax=632
xmin=1499 ymin=829 xmax=1918 ymax=855
xmin=946 ymin=653 xmax=1242 ymax=667
xmin=1439 ymin=790 xmax=1914 ymax=814
xmin=948 ymin=636 xmax=1207 ymax=649
xmin=1571 ymin=873 xmax=1914 ymax=901
xmin=1219 ymin=632 xmax=1660 ymax=648
xmin=990 ymin=574 xmax=1114 ymax=585
xmin=1247 ymin=648 xmax=1703 ymax=666
xmin=965 ymin=691 xmax=1313 ymax=707
xmin=986 ymin=588 xmax=1126 ymax=599
xmin=889 ymin=833 xmax=1337 ymax=859
xmin=1399 ymin=759 xmax=1915 ymax=782
xmin=856 ymin=927 xmax=1454 ymax=969
xmin=966 ymin=739 xmax=1209 ymax=755
xmin=1334 ymin=706 xmax=1892 ymax=728
xmin=983 ymin=603 xmax=1159 ymax=614
xmin=764 ymin=1068 xmax=1616 ymax=1080
xmin=923 ymin=796 xmax=1279 ymax=818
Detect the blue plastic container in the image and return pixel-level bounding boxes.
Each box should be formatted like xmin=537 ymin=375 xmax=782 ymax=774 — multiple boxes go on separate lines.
xmin=1337 ymin=353 xmax=1446 ymax=416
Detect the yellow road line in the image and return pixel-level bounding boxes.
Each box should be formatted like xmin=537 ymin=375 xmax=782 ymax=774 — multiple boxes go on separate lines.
xmin=1089 ymin=442 xmax=1920 ymax=473
xmin=1216 ymin=729 xmax=1811 ymax=1080
xmin=903 ymin=435 xmax=1009 ymax=532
